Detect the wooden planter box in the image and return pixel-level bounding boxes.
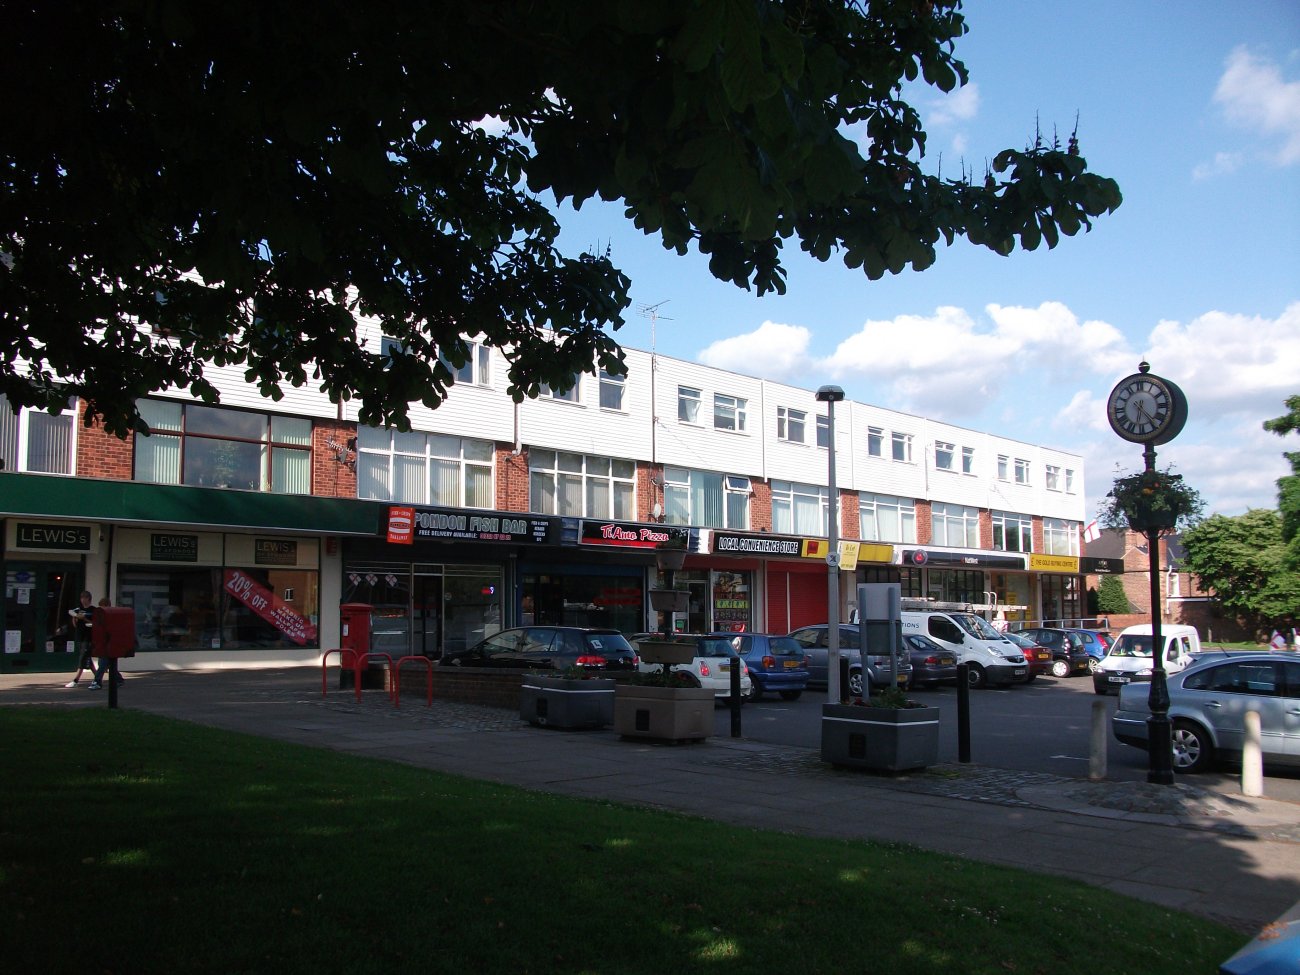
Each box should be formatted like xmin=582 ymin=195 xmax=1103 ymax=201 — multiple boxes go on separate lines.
xmin=820 ymin=703 xmax=940 ymax=772
xmin=614 ymin=684 xmax=715 ymax=742
xmin=519 ymin=676 xmax=616 ymax=729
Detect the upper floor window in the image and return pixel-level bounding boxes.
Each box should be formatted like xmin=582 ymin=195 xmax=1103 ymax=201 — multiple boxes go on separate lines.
xmin=867 ymin=427 xmax=884 ymax=457
xmin=529 ymin=449 xmax=635 ymax=519
xmin=1043 ymin=518 xmax=1080 ymax=556
xmin=931 ymin=502 xmax=979 ymax=548
xmin=777 ymin=407 xmax=806 ymax=444
xmin=678 ymin=386 xmax=701 ymax=424
xmin=438 ymin=342 xmax=491 ymax=386
xmin=1065 ymin=468 xmax=1076 ymax=493
xmin=540 ymin=377 xmax=580 ymax=403
xmin=997 ymin=455 xmax=1009 ymax=480
xmin=356 ymin=427 xmax=493 ymax=507
xmin=714 ymin=393 xmax=747 ymax=433
xmin=1045 ymin=465 xmax=1061 ymax=491
xmin=1014 ymin=458 xmax=1030 ymax=485
xmin=816 ymin=415 xmax=830 ymax=449
xmin=134 ymin=400 xmax=311 ymax=493
xmin=935 ymin=441 xmax=955 ymax=471
xmin=663 ymin=467 xmax=749 ymax=529
xmin=771 ymin=480 xmax=827 ymax=535
xmin=892 ymin=431 xmax=913 ymax=463
xmin=599 ymin=369 xmax=625 ymax=411
xmin=0 ymin=396 xmax=76 ymax=475
xmin=991 ymin=510 xmax=1033 ymax=553
xmin=962 ymin=447 xmax=975 ymax=474
xmin=859 ymin=493 xmax=916 ymax=544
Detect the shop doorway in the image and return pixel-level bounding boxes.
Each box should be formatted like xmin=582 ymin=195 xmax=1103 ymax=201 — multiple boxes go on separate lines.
xmin=1 ymin=561 xmax=83 ymax=673
xmin=412 ymin=575 xmax=442 ymax=659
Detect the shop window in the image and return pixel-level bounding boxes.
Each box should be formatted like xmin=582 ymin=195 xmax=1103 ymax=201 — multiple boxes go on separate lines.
xmin=663 ymin=467 xmax=749 ymax=529
xmin=522 ymin=571 xmax=643 ymax=634
xmin=1 ymin=395 xmax=76 ymax=474
xmin=529 ymin=449 xmax=634 ymax=519
xmin=133 ymin=399 xmax=311 ymax=493
xmin=356 ymin=427 xmax=493 ymax=507
xmin=771 ymin=480 xmax=827 ymax=535
xmin=859 ymin=493 xmax=916 ymax=543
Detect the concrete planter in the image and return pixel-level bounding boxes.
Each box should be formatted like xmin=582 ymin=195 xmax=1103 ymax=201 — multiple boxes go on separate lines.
xmin=820 ymin=703 xmax=940 ymax=772
xmin=519 ymin=675 xmax=616 ymax=729
xmin=614 ymin=683 xmax=714 ymax=742
xmin=636 ymin=639 xmax=697 ymax=666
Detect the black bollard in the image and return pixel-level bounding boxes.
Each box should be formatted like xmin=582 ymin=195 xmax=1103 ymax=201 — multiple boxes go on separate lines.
xmin=107 ymin=660 xmax=120 ymax=710
xmin=956 ymin=663 xmax=970 ymax=763
xmin=838 ymin=654 xmax=851 ymax=704
xmin=730 ymin=658 xmax=742 ymax=737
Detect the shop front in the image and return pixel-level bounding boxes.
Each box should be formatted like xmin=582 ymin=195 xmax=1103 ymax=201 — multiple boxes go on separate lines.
xmin=1 ymin=518 xmax=98 ymax=673
xmin=342 ymin=505 xmax=560 ymax=659
xmin=897 ymin=548 xmax=1028 ymax=620
xmin=1029 ymin=553 xmax=1084 ymax=626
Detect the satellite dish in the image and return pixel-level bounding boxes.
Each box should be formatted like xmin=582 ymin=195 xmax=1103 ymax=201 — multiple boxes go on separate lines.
xmin=652 ymin=502 xmax=664 ymax=520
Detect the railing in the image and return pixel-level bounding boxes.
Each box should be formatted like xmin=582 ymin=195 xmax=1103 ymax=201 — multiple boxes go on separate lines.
xmin=320 ymin=649 xmax=395 ymax=703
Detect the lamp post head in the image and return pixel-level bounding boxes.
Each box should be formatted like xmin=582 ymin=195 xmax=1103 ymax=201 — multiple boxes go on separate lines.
xmin=816 ymin=385 xmax=845 ymax=403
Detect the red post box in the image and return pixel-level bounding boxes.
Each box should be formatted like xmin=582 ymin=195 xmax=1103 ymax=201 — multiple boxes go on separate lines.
xmin=92 ymin=607 xmax=137 ymax=659
xmin=339 ymin=603 xmax=373 ymax=664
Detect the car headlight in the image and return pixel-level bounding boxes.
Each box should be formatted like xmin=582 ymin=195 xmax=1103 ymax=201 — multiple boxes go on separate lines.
xmin=988 ymin=649 xmax=1006 ymax=659
xmin=1136 ymin=668 xmax=1152 ymax=676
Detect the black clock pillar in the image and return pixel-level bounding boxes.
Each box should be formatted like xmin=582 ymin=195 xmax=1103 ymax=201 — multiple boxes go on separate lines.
xmin=1141 ymin=439 xmax=1174 ymax=785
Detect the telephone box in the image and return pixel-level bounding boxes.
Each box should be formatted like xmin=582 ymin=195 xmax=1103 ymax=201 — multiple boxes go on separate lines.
xmin=92 ymin=607 xmax=137 ymax=659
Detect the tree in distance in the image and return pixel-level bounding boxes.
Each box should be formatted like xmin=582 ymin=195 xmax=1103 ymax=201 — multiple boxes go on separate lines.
xmin=0 ymin=1 xmax=1122 ymax=436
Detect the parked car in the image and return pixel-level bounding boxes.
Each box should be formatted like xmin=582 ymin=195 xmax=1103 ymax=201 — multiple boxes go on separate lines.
xmin=1111 ymin=652 xmax=1300 ymax=772
xmin=1092 ymin=623 xmax=1200 ymax=695
xmin=901 ymin=610 xmax=1028 ymax=688
xmin=902 ymin=634 xmax=958 ymax=687
xmin=787 ymin=624 xmax=913 ymax=697
xmin=1018 ymin=627 xmax=1092 ymax=678
xmin=1003 ymin=630 xmax=1052 ymax=681
xmin=441 ymin=626 xmax=639 ymax=671
xmin=713 ymin=632 xmax=810 ymax=702
xmin=632 ymin=634 xmax=752 ymax=701
xmin=1066 ymin=628 xmax=1113 ymax=672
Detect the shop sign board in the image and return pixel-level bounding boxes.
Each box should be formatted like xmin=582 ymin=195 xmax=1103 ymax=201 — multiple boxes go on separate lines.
xmin=901 ymin=549 xmax=1026 ymax=570
xmin=388 ymin=505 xmax=554 ymax=545
xmin=254 ymin=539 xmax=299 ymax=566
xmin=712 ymin=532 xmax=803 ymax=558
xmin=9 ymin=520 xmax=96 ymax=553
xmin=578 ymin=521 xmax=688 ymax=550
xmin=1080 ymin=556 xmax=1125 ymax=575
xmin=151 ymin=533 xmax=199 ymax=562
xmin=1028 ymin=553 xmax=1081 ymax=574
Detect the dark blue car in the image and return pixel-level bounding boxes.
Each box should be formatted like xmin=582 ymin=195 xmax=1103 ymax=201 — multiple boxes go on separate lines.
xmin=712 ymin=632 xmax=810 ymax=702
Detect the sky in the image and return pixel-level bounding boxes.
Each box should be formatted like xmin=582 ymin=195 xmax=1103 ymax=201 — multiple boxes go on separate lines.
xmin=550 ymin=1 xmax=1300 ymax=524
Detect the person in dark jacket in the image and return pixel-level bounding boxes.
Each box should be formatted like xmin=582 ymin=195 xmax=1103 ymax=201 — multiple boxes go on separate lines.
xmin=62 ymin=591 xmax=95 ymax=687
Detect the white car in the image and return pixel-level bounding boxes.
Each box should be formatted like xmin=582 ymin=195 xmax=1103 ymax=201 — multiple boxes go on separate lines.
xmin=634 ymin=634 xmax=752 ymax=700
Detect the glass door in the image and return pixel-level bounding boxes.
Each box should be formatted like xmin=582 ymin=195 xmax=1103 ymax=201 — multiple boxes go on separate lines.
xmin=2 ymin=562 xmax=83 ymax=673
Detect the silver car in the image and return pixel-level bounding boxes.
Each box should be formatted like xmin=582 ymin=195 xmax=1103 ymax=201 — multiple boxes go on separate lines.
xmin=1111 ymin=651 xmax=1300 ymax=772
xmin=787 ymin=624 xmax=913 ymax=697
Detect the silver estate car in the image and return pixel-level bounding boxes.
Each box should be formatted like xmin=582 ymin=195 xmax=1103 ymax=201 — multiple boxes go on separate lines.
xmin=1111 ymin=651 xmax=1300 ymax=772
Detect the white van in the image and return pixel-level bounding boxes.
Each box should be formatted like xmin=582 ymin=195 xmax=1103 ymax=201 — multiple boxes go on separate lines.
xmin=901 ymin=611 xmax=1029 ymax=689
xmin=1091 ymin=623 xmax=1200 ymax=695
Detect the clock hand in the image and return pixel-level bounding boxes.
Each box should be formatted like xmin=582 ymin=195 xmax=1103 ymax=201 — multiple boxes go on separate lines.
xmin=1134 ymin=400 xmax=1152 ymax=425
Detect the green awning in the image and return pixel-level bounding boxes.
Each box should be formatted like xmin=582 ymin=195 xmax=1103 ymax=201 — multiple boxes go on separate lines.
xmin=0 ymin=472 xmax=384 ymax=536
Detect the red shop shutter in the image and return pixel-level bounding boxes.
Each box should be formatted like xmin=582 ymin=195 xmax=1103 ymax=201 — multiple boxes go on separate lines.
xmin=765 ymin=567 xmax=828 ymax=633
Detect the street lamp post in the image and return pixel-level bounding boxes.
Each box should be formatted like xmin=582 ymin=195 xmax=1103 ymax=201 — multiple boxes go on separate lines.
xmin=817 ymin=385 xmax=846 ymax=702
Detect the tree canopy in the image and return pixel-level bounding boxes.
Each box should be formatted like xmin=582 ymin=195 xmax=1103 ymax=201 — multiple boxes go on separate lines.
xmin=1 ymin=1 xmax=1123 ymax=437
xmin=1263 ymin=395 xmax=1300 ymax=568
xmin=1180 ymin=509 xmax=1300 ymax=632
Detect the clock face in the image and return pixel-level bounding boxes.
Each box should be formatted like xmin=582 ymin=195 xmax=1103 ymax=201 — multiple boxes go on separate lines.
xmin=1108 ymin=374 xmax=1176 ymax=442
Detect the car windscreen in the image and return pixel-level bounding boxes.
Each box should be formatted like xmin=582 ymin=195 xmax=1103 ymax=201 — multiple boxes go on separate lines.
xmin=584 ymin=633 xmax=634 ymax=654
xmin=953 ymin=613 xmax=1006 ymax=641
xmin=1112 ymin=635 xmax=1153 ymax=657
xmin=696 ymin=636 xmax=736 ymax=657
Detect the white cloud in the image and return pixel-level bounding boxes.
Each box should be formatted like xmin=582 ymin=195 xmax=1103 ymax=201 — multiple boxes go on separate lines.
xmin=697 ymin=320 xmax=814 ymax=380
xmin=926 ymin=83 xmax=981 ymax=127
xmin=1213 ymin=46 xmax=1300 ymax=165
xmin=1191 ymin=151 xmax=1243 ymax=181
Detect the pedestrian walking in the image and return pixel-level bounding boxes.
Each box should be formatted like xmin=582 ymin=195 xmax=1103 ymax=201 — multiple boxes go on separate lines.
xmin=62 ymin=591 xmax=95 ymax=687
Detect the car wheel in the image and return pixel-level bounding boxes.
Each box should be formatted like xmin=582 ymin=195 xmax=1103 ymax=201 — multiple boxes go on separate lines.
xmin=1050 ymin=658 xmax=1071 ymax=679
xmin=676 ymin=672 xmax=701 ymax=688
xmin=779 ymin=690 xmax=803 ymax=701
xmin=966 ymin=664 xmax=987 ymax=689
xmin=1171 ymin=720 xmax=1215 ymax=773
xmin=1087 ymin=657 xmax=1100 ymax=675
xmin=847 ymin=669 xmax=865 ymax=697
xmin=746 ymin=681 xmax=763 ymax=702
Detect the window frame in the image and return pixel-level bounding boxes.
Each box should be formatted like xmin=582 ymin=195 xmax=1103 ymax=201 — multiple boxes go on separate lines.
xmin=997 ymin=455 xmax=1009 ymax=481
xmin=355 ymin=427 xmax=495 ymax=507
xmin=662 ymin=467 xmax=750 ymax=530
xmin=867 ymin=426 xmax=884 ymax=457
xmin=777 ymin=406 xmax=807 ymax=444
xmin=713 ymin=393 xmax=748 ymax=433
xmin=528 ymin=449 xmax=636 ymax=519
xmin=931 ymin=501 xmax=980 ymax=548
xmin=770 ymin=480 xmax=828 ymax=535
xmin=678 ymin=386 xmax=702 ymax=425
xmin=540 ymin=377 xmax=581 ymax=404
xmin=1046 ymin=464 xmax=1061 ymax=492
xmin=891 ymin=431 xmax=913 ymax=463
xmin=1043 ymin=518 xmax=1080 ymax=556
xmin=991 ymin=510 xmax=1034 ymax=553
xmin=858 ymin=492 xmax=917 ymax=544
xmin=1013 ymin=458 xmax=1030 ymax=485
xmin=0 ymin=395 xmax=77 ymax=476
xmin=962 ymin=446 xmax=975 ymax=475
xmin=598 ymin=369 xmax=626 ymax=411
xmin=935 ymin=441 xmax=955 ymax=471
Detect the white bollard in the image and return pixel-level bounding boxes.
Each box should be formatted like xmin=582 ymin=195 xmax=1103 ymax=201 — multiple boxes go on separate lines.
xmin=1089 ymin=698 xmax=1108 ymax=781
xmin=1242 ymin=710 xmax=1263 ymax=798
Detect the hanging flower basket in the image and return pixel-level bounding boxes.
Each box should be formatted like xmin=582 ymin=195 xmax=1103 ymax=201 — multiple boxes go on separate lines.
xmin=1101 ymin=469 xmax=1203 ymax=534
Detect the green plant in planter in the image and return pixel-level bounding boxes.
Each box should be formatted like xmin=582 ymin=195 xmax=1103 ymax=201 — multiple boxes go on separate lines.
xmin=627 ymin=666 xmax=697 ymax=688
xmin=1099 ymin=466 xmax=1204 ymax=534
xmin=852 ymin=685 xmax=924 ymax=710
xmin=558 ymin=665 xmax=606 ymax=680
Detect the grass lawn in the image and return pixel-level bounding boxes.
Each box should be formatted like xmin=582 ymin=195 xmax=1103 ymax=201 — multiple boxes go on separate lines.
xmin=1 ymin=709 xmax=1243 ymax=974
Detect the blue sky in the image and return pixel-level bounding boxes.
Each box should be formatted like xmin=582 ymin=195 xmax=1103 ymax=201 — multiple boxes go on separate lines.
xmin=550 ymin=1 xmax=1300 ymax=523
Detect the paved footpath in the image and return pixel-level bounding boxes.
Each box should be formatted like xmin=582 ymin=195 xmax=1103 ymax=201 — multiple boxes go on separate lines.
xmin=5 ymin=667 xmax=1299 ymax=936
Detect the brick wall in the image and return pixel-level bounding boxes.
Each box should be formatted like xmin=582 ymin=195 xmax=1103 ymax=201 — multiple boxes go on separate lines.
xmin=915 ymin=500 xmax=932 ymax=544
xmin=497 ymin=446 xmax=529 ymax=511
xmin=750 ymin=480 xmax=772 ymax=532
xmin=75 ymin=403 xmax=133 ymax=480
xmin=312 ymin=420 xmax=357 ymax=498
